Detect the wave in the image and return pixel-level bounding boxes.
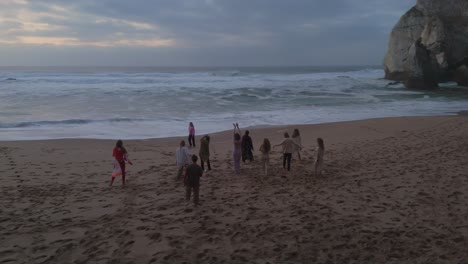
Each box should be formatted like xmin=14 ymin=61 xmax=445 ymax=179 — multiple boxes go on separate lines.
xmin=210 ymin=71 xmax=246 ymax=77
xmin=9 ymin=66 xmax=464 ymax=140
xmin=0 ymin=118 xmax=143 ymax=128
xmin=0 ymin=78 xmax=18 ymax=82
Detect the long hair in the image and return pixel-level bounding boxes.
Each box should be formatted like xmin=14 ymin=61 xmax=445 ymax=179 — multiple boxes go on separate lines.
xmin=116 ymin=140 xmax=127 ymax=153
xmin=284 ymin=132 xmax=290 ymax=138
xmin=189 ymin=122 xmax=194 ymax=127
xmin=317 ymin=138 xmax=324 ymax=150
xmin=263 ymin=138 xmax=271 ymax=153
xmin=234 ymin=133 xmax=241 ymax=141
xmin=292 ymin=129 xmax=300 ymax=138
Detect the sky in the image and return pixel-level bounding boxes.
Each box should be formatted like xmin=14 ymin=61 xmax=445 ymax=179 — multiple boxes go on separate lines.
xmin=0 ymin=0 xmax=415 ymax=67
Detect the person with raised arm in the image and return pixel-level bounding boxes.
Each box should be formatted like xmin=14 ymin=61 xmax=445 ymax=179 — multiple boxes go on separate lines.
xmin=233 ymin=123 xmax=242 ymax=175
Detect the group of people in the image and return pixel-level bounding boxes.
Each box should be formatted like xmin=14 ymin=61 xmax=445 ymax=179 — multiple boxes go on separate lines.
xmin=110 ymin=122 xmax=325 ymax=205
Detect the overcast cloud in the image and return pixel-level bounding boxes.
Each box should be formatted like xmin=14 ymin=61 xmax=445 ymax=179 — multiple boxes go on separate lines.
xmin=0 ymin=0 xmax=415 ymax=66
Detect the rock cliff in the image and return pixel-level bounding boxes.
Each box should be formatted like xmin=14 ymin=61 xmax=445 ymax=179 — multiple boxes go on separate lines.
xmin=384 ymin=0 xmax=468 ymax=89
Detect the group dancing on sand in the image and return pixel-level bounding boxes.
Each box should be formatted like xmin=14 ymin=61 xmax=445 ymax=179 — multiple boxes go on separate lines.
xmin=110 ymin=122 xmax=325 ymax=204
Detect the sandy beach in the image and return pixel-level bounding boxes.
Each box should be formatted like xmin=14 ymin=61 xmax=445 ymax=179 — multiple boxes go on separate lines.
xmin=1 ymin=115 xmax=468 ymax=263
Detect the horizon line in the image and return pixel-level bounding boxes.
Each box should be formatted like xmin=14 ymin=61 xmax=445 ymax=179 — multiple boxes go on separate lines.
xmin=0 ymin=64 xmax=382 ymax=68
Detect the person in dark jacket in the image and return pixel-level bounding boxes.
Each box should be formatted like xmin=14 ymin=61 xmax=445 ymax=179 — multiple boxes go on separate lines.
xmin=241 ymin=130 xmax=254 ymax=162
xmin=184 ymin=155 xmax=203 ymax=206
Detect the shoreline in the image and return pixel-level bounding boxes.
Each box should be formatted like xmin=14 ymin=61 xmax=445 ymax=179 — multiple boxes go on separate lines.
xmin=2 ymin=115 xmax=468 ymax=263
xmin=0 ymin=113 xmax=465 ymax=142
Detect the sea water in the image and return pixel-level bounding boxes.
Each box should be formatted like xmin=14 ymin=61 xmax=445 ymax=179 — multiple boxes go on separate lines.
xmin=0 ymin=66 xmax=467 ymax=140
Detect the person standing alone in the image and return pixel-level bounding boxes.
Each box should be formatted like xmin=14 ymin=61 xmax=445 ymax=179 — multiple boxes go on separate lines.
xmin=110 ymin=140 xmax=132 ymax=186
xmin=188 ymin=122 xmax=196 ymax=148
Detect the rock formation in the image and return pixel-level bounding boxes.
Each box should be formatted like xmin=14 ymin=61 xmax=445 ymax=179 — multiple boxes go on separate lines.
xmin=384 ymin=0 xmax=468 ymax=89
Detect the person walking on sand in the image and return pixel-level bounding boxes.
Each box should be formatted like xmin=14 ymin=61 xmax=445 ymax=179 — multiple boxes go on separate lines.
xmin=292 ymin=128 xmax=302 ymax=161
xmin=184 ymin=155 xmax=203 ymax=206
xmin=176 ymin=140 xmax=191 ymax=180
xmin=188 ymin=122 xmax=196 ymax=148
xmin=241 ymin=130 xmax=254 ymax=162
xmin=110 ymin=140 xmax=132 ymax=186
xmin=199 ymin=135 xmax=211 ymax=172
xmin=259 ymin=138 xmax=271 ymax=176
xmin=314 ymin=138 xmax=325 ymax=176
xmin=274 ymin=132 xmax=301 ymax=172
xmin=233 ymin=123 xmax=242 ymax=175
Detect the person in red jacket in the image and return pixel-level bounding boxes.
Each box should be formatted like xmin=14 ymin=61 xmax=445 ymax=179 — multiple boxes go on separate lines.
xmin=110 ymin=140 xmax=131 ymax=186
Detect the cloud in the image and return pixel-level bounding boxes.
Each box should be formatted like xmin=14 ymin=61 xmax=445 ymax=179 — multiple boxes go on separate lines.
xmin=0 ymin=0 xmax=174 ymax=48
xmin=0 ymin=36 xmax=173 ymax=47
xmin=94 ymin=18 xmax=156 ymax=31
xmin=0 ymin=0 xmax=416 ymax=66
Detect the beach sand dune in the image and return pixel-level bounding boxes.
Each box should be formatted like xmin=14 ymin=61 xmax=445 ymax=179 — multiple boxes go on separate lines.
xmin=1 ymin=116 xmax=468 ymax=263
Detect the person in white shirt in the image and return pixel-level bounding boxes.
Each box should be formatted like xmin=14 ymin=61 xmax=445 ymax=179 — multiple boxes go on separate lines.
xmin=291 ymin=128 xmax=302 ymax=161
xmin=176 ymin=140 xmax=191 ymax=179
xmin=273 ymin=132 xmax=301 ymax=171
xmin=314 ymin=138 xmax=325 ymax=176
xmin=259 ymin=138 xmax=271 ymax=177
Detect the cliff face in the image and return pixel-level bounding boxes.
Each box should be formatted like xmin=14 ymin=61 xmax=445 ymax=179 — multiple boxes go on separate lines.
xmin=384 ymin=0 xmax=468 ymax=89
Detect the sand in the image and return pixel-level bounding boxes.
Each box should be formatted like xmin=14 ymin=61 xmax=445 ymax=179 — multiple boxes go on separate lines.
xmin=1 ymin=115 xmax=468 ymax=263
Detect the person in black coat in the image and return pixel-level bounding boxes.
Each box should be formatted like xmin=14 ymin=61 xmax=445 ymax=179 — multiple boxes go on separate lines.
xmin=241 ymin=130 xmax=254 ymax=162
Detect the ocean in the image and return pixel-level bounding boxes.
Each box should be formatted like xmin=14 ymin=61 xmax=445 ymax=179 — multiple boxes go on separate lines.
xmin=0 ymin=66 xmax=467 ymax=140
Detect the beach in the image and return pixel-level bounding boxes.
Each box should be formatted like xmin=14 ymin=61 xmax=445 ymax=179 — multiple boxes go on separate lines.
xmin=1 ymin=115 xmax=468 ymax=263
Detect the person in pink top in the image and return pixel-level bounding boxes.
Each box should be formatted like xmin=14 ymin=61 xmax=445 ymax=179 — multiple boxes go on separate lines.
xmin=188 ymin=122 xmax=196 ymax=148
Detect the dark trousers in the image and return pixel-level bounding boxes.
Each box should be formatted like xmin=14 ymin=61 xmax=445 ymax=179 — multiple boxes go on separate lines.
xmin=188 ymin=134 xmax=195 ymax=147
xmin=186 ymin=185 xmax=200 ymax=205
xmin=201 ymin=158 xmax=211 ymax=171
xmin=283 ymin=153 xmax=292 ymax=171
